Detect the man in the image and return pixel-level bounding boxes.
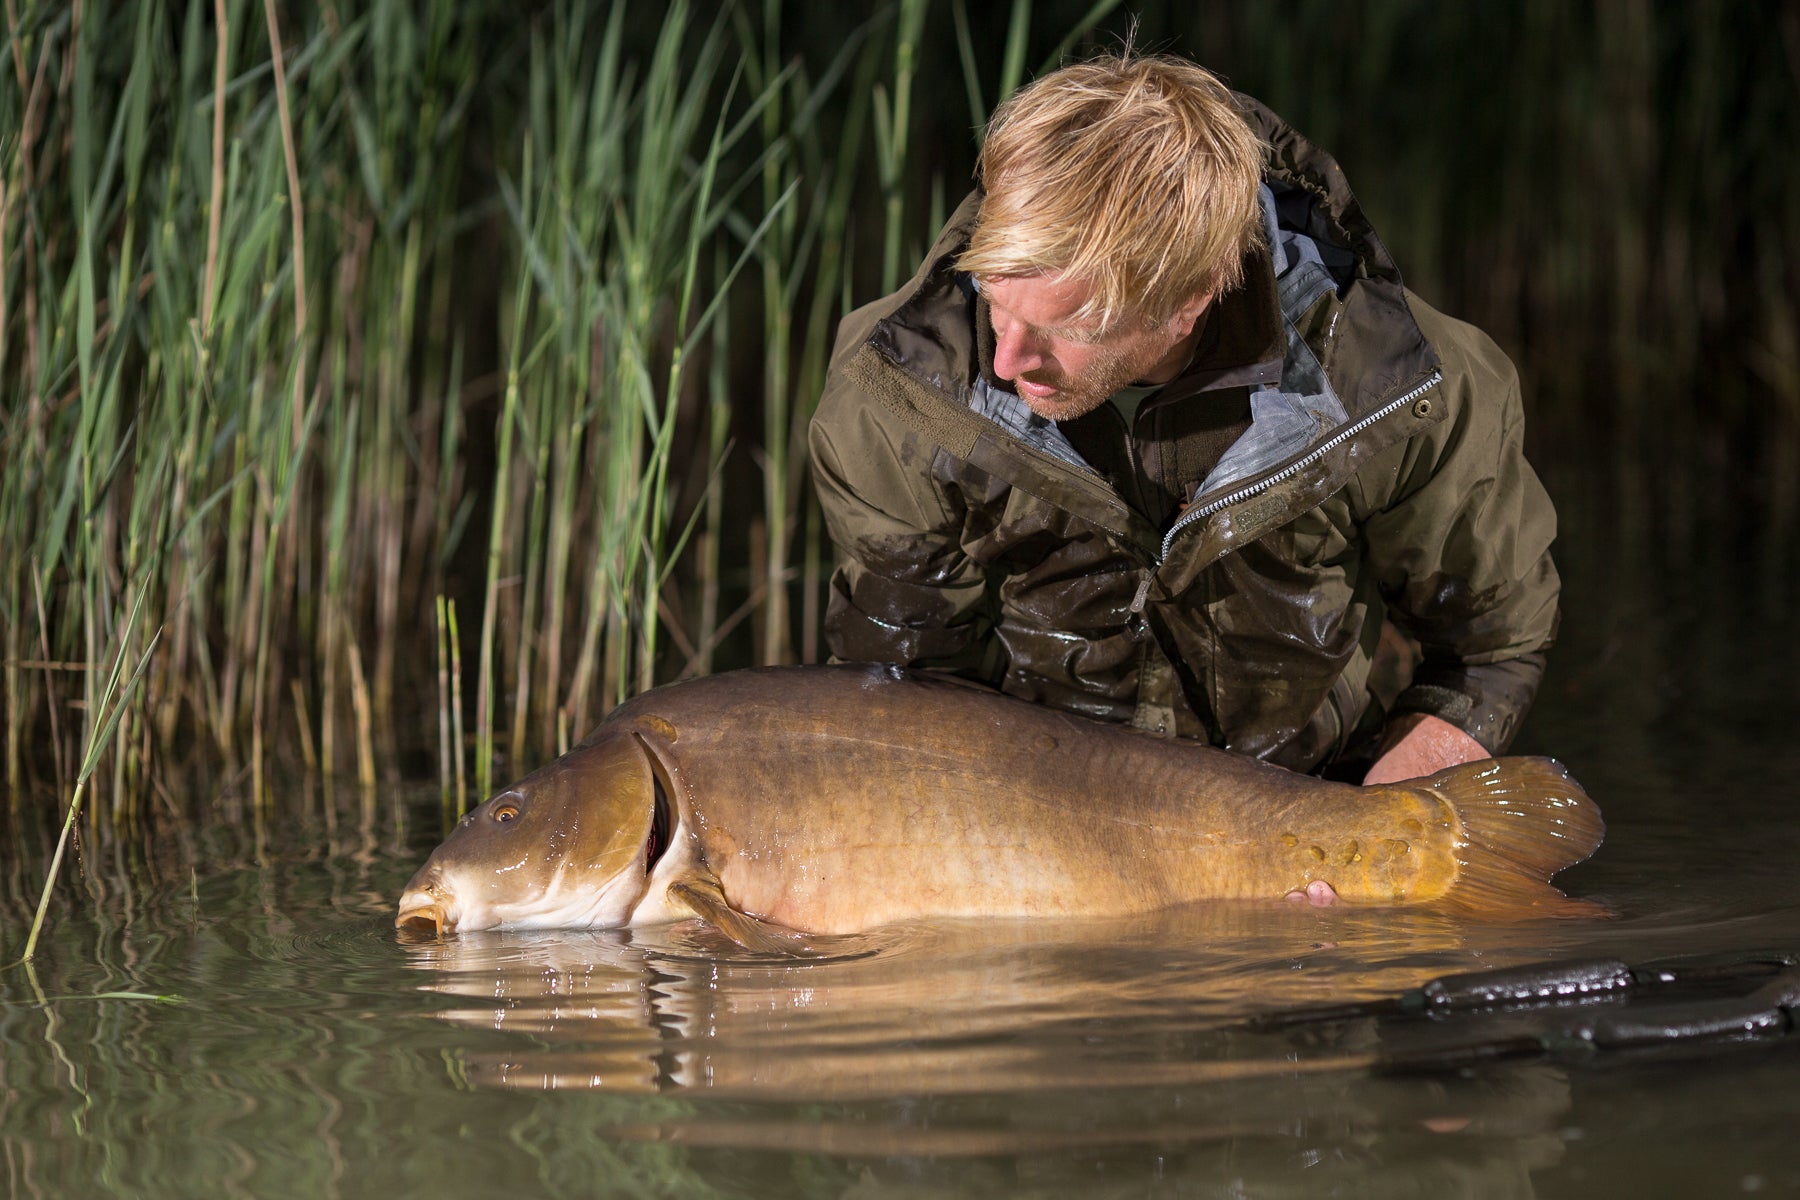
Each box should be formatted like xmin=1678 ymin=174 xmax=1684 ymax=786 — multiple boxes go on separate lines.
xmin=808 ymin=53 xmax=1559 ymax=789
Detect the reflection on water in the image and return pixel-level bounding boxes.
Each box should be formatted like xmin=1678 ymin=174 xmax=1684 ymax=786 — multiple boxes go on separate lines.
xmin=3 ymin=481 xmax=1800 ymax=1198
xmin=406 ymin=910 xmax=1539 ymax=1097
xmin=394 ymin=908 xmax=1595 ymax=1194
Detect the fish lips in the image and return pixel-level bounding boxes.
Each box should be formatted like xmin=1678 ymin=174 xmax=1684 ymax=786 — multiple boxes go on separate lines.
xmin=395 ymin=889 xmax=453 ymax=938
xmin=396 ymin=854 xmax=469 ymax=936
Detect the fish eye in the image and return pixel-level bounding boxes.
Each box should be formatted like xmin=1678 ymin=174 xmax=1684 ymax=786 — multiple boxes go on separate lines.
xmin=491 ymin=802 xmax=521 ymax=824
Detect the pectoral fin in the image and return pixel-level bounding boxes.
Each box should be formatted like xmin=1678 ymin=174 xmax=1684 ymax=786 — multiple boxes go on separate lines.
xmin=668 ymin=875 xmax=821 ymax=957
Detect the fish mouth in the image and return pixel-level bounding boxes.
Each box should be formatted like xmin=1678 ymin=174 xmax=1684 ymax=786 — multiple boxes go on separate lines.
xmin=396 ymin=894 xmax=452 ymax=938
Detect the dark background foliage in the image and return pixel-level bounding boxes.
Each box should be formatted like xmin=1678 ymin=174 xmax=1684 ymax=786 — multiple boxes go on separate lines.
xmin=2 ymin=0 xmax=1795 ymax=806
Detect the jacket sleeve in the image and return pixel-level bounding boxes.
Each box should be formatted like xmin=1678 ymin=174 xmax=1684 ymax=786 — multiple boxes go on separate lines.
xmin=808 ymin=344 xmax=999 ymax=678
xmin=1352 ymin=297 xmax=1561 ymax=754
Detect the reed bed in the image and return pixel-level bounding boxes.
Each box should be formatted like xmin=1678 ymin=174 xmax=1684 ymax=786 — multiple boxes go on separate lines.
xmin=2 ymin=0 xmax=1795 ymax=864
xmin=0 ymin=0 xmax=1107 ymax=841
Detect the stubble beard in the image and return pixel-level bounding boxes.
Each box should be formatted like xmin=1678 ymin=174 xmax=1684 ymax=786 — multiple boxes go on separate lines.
xmin=1014 ymin=341 xmax=1166 ymax=423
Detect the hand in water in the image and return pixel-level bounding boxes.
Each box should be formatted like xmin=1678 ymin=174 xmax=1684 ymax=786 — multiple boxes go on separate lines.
xmin=1286 ymin=880 xmax=1339 ymax=906
xmin=1364 ymin=713 xmax=1489 ymax=785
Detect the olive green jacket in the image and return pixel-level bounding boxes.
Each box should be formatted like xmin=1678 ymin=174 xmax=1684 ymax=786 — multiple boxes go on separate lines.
xmin=808 ymin=97 xmax=1559 ymax=772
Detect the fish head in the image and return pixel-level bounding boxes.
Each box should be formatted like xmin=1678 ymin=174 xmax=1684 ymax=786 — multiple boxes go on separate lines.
xmin=396 ymin=730 xmax=670 ymax=935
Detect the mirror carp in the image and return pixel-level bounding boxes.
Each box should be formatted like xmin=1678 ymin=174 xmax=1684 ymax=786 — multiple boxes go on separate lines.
xmin=397 ymin=664 xmax=1603 ymax=951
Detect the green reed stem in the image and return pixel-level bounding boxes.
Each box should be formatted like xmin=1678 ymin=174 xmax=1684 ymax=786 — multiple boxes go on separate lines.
xmin=18 ymin=593 xmax=159 ymax=963
xmin=874 ymin=0 xmax=928 ymax=295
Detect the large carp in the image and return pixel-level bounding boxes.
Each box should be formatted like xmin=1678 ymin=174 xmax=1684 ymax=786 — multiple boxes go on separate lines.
xmin=396 ymin=664 xmax=1603 ymax=950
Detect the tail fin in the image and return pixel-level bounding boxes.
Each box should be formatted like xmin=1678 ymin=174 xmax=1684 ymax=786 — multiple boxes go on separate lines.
xmin=1415 ymin=756 xmax=1607 ymax=918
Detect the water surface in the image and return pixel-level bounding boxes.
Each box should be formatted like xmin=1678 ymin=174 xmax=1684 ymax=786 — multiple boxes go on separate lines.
xmin=4 ymin=484 xmax=1798 ymax=1198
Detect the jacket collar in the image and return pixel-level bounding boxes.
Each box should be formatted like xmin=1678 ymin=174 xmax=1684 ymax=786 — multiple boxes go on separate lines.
xmin=1157 ymin=245 xmax=1284 ymax=398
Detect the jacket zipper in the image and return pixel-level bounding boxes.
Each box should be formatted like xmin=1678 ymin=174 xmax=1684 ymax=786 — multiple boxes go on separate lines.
xmin=1128 ymin=369 xmax=1443 ymax=630
xmin=1161 ymin=369 xmax=1442 ymax=557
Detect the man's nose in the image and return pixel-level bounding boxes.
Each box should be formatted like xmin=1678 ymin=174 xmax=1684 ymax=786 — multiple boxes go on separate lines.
xmin=991 ymin=318 xmax=1045 ymax=381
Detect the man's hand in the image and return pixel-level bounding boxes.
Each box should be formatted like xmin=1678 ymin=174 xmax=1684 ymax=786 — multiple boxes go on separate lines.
xmin=1362 ymin=712 xmax=1489 ymax=785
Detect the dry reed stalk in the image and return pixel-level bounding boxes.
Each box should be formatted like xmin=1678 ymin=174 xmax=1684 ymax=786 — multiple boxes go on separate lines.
xmin=344 ymin=626 xmax=375 ymax=790
xmin=289 ymin=677 xmax=317 ymax=773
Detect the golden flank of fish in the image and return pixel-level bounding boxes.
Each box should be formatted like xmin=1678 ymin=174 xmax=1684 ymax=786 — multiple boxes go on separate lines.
xmin=396 ymin=664 xmax=1604 ymax=951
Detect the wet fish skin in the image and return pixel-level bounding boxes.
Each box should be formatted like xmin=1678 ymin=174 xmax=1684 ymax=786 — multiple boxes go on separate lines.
xmin=397 ymin=664 xmax=1603 ymax=948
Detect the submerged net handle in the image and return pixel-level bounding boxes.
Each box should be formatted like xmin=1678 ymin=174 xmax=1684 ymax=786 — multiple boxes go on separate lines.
xmin=1246 ymin=948 xmax=1800 ymax=1071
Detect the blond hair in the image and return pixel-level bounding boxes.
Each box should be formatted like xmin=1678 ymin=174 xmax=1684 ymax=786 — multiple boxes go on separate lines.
xmin=959 ymin=54 xmax=1266 ymax=331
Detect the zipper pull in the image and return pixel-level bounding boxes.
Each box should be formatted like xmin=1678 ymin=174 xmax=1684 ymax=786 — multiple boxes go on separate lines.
xmin=1128 ymin=572 xmax=1154 ymax=642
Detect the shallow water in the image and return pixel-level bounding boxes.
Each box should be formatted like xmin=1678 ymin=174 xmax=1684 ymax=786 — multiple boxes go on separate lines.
xmin=4 ymin=483 xmax=1799 ymax=1198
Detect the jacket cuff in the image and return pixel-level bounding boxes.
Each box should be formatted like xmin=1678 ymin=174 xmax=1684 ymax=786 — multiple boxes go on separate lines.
xmin=823 ymin=571 xmax=999 ymax=679
xmin=1389 ymin=653 xmax=1546 ymax=755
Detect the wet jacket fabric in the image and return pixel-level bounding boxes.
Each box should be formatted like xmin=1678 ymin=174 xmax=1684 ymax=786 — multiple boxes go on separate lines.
xmin=808 ymin=96 xmax=1559 ymax=773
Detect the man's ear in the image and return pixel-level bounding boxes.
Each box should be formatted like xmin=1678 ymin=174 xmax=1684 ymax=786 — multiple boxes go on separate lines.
xmin=1171 ymin=290 xmax=1215 ymax=336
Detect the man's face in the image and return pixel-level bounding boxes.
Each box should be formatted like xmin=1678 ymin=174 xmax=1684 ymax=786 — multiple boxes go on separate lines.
xmin=981 ymin=273 xmax=1211 ymax=422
